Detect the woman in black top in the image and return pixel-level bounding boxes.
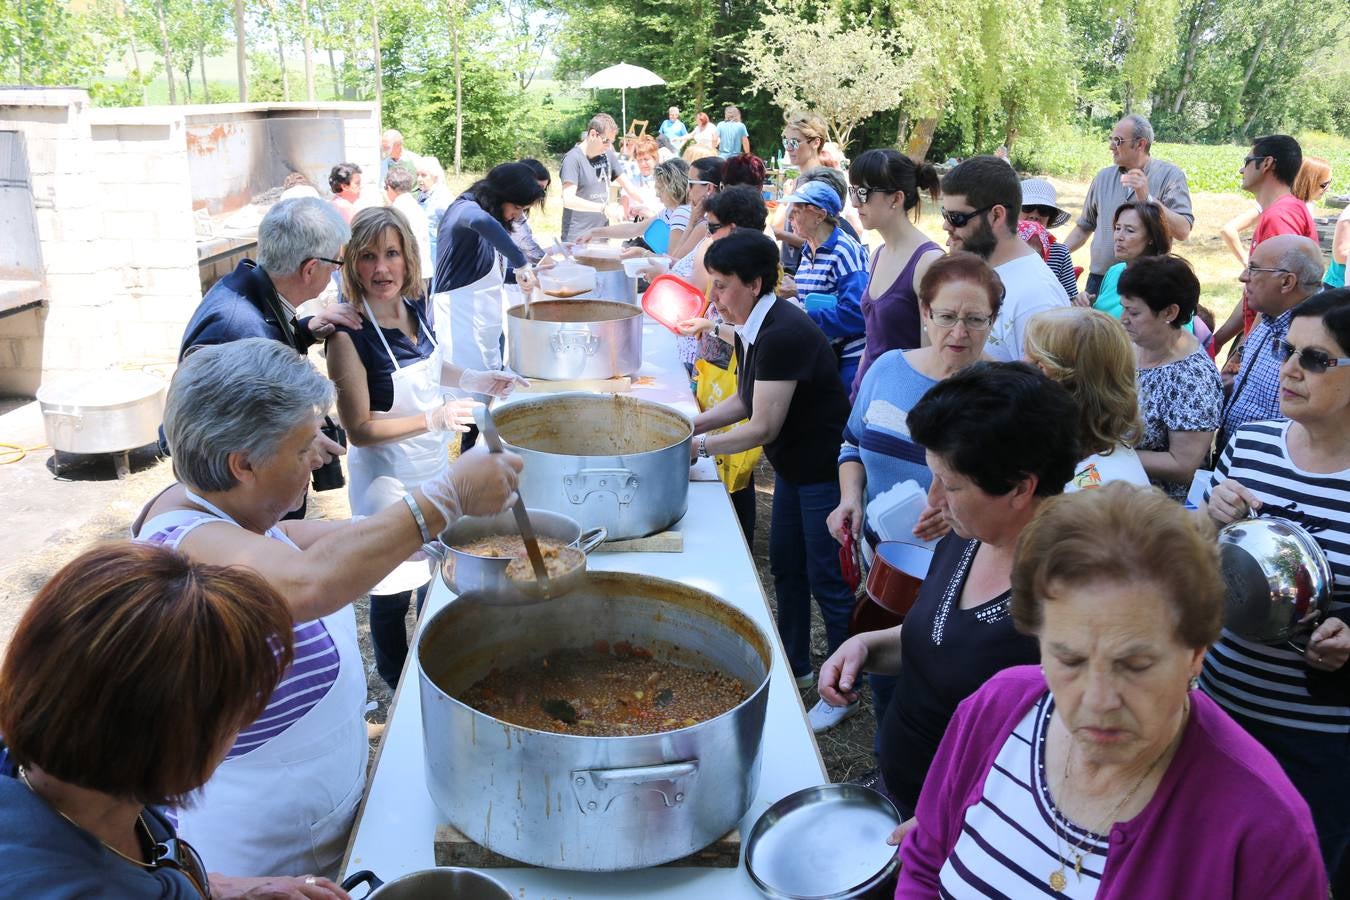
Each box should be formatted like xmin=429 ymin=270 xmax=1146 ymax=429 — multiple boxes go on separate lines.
xmin=818 ymin=361 xmax=1081 ymax=819
xmin=691 ymin=230 xmax=854 ymax=700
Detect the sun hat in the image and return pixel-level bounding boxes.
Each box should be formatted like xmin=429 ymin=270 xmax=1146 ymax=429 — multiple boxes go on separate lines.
xmin=1019 ymin=178 xmax=1071 ymax=228
xmin=782 ymin=180 xmax=843 ymax=217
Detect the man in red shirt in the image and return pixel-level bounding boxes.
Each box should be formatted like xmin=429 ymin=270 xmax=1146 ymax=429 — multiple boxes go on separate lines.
xmin=1214 ymin=134 xmax=1319 ymax=358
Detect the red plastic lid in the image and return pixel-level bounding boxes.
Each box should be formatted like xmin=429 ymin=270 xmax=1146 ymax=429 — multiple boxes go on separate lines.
xmin=642 ymin=274 xmax=707 ymax=333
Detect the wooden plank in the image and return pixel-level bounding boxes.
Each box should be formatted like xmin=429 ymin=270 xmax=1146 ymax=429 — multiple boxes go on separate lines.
xmin=434 ymin=824 xmax=740 ymax=869
xmin=595 ymin=531 xmax=684 ymax=553
xmin=515 ymin=376 xmax=632 ymax=395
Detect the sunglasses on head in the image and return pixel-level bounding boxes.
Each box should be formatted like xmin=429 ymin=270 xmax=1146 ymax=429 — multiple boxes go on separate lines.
xmin=849 ymin=186 xmax=898 ymax=205
xmin=941 ymin=205 xmax=993 ymax=228
xmin=1277 ymin=339 xmax=1350 ymax=374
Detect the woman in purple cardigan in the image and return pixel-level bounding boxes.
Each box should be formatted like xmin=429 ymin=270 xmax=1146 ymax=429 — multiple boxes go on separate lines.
xmin=897 ymin=483 xmax=1325 ymax=898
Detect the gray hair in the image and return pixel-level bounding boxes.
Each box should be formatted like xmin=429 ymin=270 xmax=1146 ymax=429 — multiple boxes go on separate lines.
xmin=1278 ymin=240 xmax=1326 ymax=290
xmin=1121 ymin=114 xmax=1154 ymax=149
xmin=256 ymin=198 xmax=350 ymax=277
xmin=385 ymin=166 xmax=415 ymax=194
xmin=164 ymin=338 xmax=334 ymax=493
xmin=799 ymin=166 xmax=848 ymax=201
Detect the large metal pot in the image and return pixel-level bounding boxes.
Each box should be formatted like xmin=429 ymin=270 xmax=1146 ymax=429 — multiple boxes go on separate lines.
xmin=435 ymin=508 xmax=606 ymax=597
xmin=1219 ymin=514 xmax=1333 ymax=645
xmin=506 ymin=299 xmax=643 ymax=381
xmin=417 ymin=571 xmax=773 ymax=871
xmin=36 ymin=370 xmax=165 ymax=454
xmin=492 ymin=393 xmax=692 ymax=540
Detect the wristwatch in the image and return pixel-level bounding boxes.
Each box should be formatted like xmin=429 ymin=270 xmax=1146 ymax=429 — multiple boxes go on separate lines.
xmin=697 ymin=434 xmax=710 ymax=458
xmin=710 ymin=323 xmax=719 ymax=341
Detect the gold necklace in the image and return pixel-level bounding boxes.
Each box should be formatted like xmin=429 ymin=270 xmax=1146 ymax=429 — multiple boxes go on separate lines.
xmin=18 ymin=767 xmax=152 ymax=869
xmin=1046 ymin=702 xmax=1186 ymax=893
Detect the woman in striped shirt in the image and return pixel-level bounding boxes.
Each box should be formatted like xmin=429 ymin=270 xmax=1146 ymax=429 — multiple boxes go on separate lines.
xmin=1202 ymin=288 xmax=1350 ymax=892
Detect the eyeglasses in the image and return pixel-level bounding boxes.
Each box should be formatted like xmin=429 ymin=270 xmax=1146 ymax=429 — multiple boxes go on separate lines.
xmin=782 ymin=137 xmax=802 ymax=150
xmin=941 ymin=205 xmax=993 ymax=228
xmin=309 ymin=256 xmax=343 ymax=267
xmin=1108 ymin=136 xmax=1137 ymax=148
xmin=1277 ymin=339 xmax=1350 ymax=374
xmin=849 ymin=186 xmax=898 ymax=205
xmin=707 ymin=220 xmax=729 ymax=234
xmin=929 ymin=311 xmax=993 ymax=331
xmin=1242 ymin=154 xmax=1269 ymax=169
xmin=150 ymin=833 xmax=211 ymax=897
xmin=1245 ymin=263 xmax=1291 ymax=277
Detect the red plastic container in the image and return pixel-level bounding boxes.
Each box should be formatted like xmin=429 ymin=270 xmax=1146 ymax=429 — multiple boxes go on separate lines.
xmin=642 ymin=274 xmax=707 ymax=333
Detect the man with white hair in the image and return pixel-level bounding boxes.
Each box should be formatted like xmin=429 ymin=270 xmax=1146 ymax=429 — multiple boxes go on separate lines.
xmin=658 ymin=106 xmax=687 ymax=145
xmin=1063 ymin=114 xmax=1194 ymax=302
xmin=380 ymin=128 xmax=419 ymax=181
xmin=177 ymin=197 xmax=360 ymax=357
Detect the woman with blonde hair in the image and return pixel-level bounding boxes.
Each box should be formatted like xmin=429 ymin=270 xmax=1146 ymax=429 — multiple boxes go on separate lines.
xmin=774 ymin=111 xmax=830 ymax=273
xmin=1024 ymin=307 xmax=1149 ymax=492
xmin=578 ymin=158 xmax=691 ymax=255
xmin=328 ymin=206 xmax=525 ymax=688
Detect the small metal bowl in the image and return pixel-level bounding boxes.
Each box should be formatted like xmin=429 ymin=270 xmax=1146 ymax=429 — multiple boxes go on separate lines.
xmin=1218 ymin=514 xmax=1333 ymax=645
xmin=745 ymin=784 xmax=901 ymax=899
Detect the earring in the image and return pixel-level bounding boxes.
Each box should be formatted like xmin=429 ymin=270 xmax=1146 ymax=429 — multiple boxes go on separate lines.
xmin=1188 ymin=675 xmax=1199 ymax=691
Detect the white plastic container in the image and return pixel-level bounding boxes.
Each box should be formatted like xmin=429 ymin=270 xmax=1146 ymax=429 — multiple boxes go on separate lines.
xmin=867 ymin=480 xmax=939 ymax=549
xmin=538 ymin=260 xmax=596 ymax=298
xmin=622 ymin=255 xmax=672 ymax=279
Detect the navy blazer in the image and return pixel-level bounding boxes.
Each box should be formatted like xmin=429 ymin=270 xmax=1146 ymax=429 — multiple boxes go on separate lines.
xmin=176 ymin=259 xmax=317 ymax=359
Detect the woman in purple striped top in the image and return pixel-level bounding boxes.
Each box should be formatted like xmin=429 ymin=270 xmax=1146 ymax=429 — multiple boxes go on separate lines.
xmin=898 ymin=484 xmax=1324 ymax=898
xmin=133 ymin=338 xmax=523 ymax=880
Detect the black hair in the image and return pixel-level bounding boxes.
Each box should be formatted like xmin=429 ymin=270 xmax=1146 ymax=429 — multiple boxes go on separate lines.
xmin=907 ymin=361 xmax=1081 ymax=498
xmin=1290 ymin=288 xmax=1350 ymax=355
xmin=704 ymin=186 xmax=767 ymax=231
xmin=518 ymin=158 xmax=551 ymax=188
xmin=849 ymin=148 xmax=940 ymax=217
xmin=1251 ymin=134 xmax=1303 ymax=187
xmin=703 ymin=230 xmax=780 ymax=295
xmin=1117 ymin=254 xmax=1200 ymax=328
xmin=940 ymin=156 xmax=1022 ymax=235
xmin=468 ymin=162 xmax=548 ymax=228
xmin=328 ymin=162 xmax=360 ymax=193
xmin=691 ymin=156 xmax=726 ymax=187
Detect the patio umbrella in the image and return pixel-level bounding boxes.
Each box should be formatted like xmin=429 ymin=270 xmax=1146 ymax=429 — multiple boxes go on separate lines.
xmin=580 ymin=62 xmax=666 ymax=137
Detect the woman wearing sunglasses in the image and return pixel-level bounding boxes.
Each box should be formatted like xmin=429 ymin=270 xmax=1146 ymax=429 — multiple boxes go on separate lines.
xmin=772 ymin=111 xmax=828 ymax=275
xmin=0 ymin=542 xmax=349 ymax=899
xmin=1202 ymin=288 xmax=1350 ymax=894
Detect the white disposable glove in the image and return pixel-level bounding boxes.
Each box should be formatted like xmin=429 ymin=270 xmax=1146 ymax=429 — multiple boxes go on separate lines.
xmin=424 ymin=397 xmax=482 ymax=434
xmin=458 ymin=368 xmax=530 ymax=397
xmin=417 ymin=444 xmax=524 ymax=524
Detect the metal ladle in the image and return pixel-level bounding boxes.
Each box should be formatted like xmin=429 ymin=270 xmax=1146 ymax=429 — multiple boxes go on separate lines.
xmin=476 ymin=406 xmax=550 ymax=596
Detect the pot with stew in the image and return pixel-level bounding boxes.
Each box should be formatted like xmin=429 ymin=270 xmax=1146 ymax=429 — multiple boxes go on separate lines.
xmin=435 ymin=507 xmax=605 ymax=599
xmin=416 ymin=571 xmax=773 ymax=870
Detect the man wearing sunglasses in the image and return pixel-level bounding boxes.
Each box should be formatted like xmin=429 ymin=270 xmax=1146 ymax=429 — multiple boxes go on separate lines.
xmin=1213 ymin=134 xmax=1321 ymax=358
xmin=1062 ymin=114 xmax=1193 ymax=303
xmin=1216 ymin=234 xmax=1324 ymax=455
xmin=939 ymin=156 xmax=1069 ymax=361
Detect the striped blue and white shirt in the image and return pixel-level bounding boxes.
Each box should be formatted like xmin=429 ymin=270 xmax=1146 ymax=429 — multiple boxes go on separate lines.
xmin=798 ymin=226 xmax=869 ymax=361
xmin=938 ymin=692 xmax=1108 ymax=898
xmin=1201 ymin=420 xmax=1350 ymax=733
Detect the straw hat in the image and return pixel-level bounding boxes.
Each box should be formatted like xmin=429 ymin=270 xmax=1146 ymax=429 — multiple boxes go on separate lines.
xmin=1019 ymin=179 xmax=1071 ymax=228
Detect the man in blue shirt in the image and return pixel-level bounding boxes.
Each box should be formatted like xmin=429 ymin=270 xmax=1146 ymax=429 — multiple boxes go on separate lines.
xmin=716 ymin=106 xmax=750 ymax=158
xmin=658 ymin=106 xmax=688 ymax=145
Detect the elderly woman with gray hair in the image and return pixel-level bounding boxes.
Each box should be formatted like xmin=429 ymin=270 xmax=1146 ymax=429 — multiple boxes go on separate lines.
xmin=132 ymin=338 xmax=523 ymax=881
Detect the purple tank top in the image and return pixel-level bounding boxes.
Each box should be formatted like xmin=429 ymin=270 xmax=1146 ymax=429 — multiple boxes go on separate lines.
xmin=853 ymin=240 xmax=942 ymax=398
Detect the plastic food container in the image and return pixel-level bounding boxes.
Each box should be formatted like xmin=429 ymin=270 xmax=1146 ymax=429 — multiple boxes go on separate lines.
xmin=538 ymin=260 xmax=596 ymax=298
xmin=867 ymin=480 xmax=938 ymax=548
xmin=622 ymin=255 xmax=671 ymax=279
xmin=642 ymin=274 xmax=707 ymax=332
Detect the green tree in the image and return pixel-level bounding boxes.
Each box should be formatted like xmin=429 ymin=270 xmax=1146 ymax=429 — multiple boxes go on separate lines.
xmin=0 ymin=0 xmax=104 ymax=85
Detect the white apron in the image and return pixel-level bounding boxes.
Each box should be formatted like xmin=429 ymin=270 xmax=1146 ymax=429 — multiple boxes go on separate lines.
xmin=432 ymin=253 xmax=506 ymax=382
xmin=146 ymin=494 xmax=368 ymax=879
xmin=346 ymin=299 xmax=450 ymax=594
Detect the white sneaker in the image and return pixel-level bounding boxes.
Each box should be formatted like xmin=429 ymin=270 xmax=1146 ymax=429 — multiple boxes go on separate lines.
xmin=794 ymin=670 xmax=816 ymax=690
xmin=808 ymin=697 xmax=859 ymax=733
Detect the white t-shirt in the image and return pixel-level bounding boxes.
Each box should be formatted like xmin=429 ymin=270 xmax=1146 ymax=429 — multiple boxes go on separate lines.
xmin=391 ymin=192 xmax=434 ymax=276
xmin=1065 ymin=445 xmax=1149 ymax=493
xmin=988 ymin=253 xmax=1070 ymax=361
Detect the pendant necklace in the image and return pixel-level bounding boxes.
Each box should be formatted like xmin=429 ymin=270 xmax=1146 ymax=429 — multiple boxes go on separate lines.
xmin=19 ymin=766 xmax=152 ymax=869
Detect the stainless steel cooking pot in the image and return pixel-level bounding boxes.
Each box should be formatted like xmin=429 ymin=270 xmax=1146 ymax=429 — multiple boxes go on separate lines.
xmin=341 ymin=867 xmax=510 ymax=900
xmin=434 ymin=507 xmax=606 ymax=598
xmin=506 ymin=299 xmax=643 ymax=381
xmin=36 ymin=371 xmax=166 ymax=454
xmin=492 ymin=392 xmax=692 ymax=540
xmin=1218 ymin=514 xmax=1333 ymax=645
xmin=417 ymin=571 xmax=773 ymax=871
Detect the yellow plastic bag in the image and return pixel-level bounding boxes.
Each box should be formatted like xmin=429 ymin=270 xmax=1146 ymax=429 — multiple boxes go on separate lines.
xmin=694 ymin=355 xmax=762 ymax=494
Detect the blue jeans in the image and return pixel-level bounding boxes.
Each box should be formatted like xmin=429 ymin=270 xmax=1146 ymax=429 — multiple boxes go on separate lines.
xmin=369 ymin=584 xmax=429 ymax=690
xmin=1230 ymin=710 xmax=1350 ymax=890
xmin=770 ymin=475 xmax=853 ymax=678
xmin=838 ymin=357 xmax=859 ymax=398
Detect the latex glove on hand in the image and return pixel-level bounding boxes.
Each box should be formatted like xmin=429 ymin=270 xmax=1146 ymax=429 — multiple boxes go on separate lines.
xmin=675 ymin=317 xmax=713 ymax=337
xmin=459 ymin=369 xmax=530 ymax=397
xmin=418 ymin=444 xmax=524 ymax=524
xmin=425 ymin=398 xmax=482 ymax=434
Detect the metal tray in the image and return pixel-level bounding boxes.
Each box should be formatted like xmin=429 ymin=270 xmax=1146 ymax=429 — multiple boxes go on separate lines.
xmin=745 ymin=784 xmax=901 ymax=899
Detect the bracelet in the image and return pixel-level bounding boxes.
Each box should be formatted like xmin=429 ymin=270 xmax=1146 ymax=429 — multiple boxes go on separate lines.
xmin=698 ymin=434 xmax=710 ymax=458
xmin=711 ymin=323 xmax=720 ymax=340
xmin=403 ymin=493 xmax=433 ymax=543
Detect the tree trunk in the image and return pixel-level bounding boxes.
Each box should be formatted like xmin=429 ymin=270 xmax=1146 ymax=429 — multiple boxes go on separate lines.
xmin=156 ymin=0 xmax=177 ymax=104
xmin=185 ymin=61 xmax=195 ymax=102
xmin=906 ymin=116 xmax=939 ymax=161
xmin=895 ymin=113 xmax=909 ymax=151
xmin=129 ymin=33 xmax=148 ymax=105
xmin=1169 ymin=0 xmax=1209 ymax=116
xmin=317 ymin=9 xmax=339 ymax=99
xmin=298 ymin=0 xmax=316 ymax=101
xmin=275 ymin=22 xmax=289 ymax=101
xmin=372 ymin=8 xmax=383 ymax=110
xmin=199 ymin=43 xmax=209 ymax=102
xmin=234 ymin=0 xmax=247 ymax=102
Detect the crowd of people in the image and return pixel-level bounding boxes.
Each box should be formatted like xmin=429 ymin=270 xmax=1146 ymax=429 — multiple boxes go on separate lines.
xmin=1 ymin=108 xmax=1348 ymax=900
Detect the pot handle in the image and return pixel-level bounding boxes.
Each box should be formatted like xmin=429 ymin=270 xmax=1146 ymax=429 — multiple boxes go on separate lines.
xmin=340 ymin=870 xmax=384 ymax=897
xmin=571 ymin=760 xmax=698 ymax=814
xmin=578 ymin=527 xmax=607 ymax=555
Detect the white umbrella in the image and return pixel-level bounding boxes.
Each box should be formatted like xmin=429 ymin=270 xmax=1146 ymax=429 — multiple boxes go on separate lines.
xmin=580 ymin=62 xmax=666 ymax=137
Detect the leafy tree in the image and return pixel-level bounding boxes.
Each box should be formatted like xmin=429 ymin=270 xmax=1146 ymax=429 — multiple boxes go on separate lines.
xmin=0 ymin=0 xmax=104 ymax=85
